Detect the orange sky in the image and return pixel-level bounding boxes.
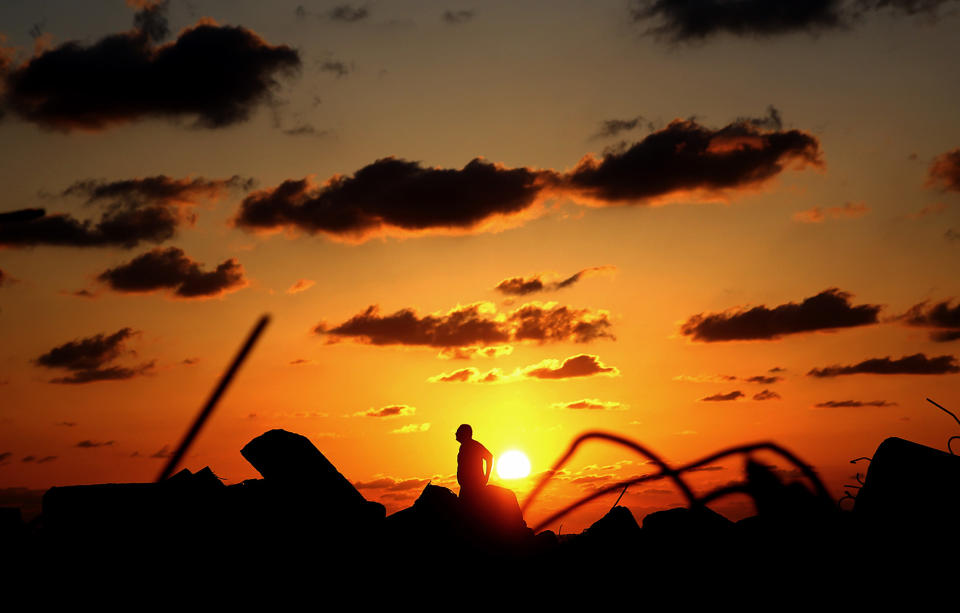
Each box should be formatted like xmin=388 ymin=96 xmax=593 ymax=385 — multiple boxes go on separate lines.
xmin=1 ymin=0 xmax=960 ymax=532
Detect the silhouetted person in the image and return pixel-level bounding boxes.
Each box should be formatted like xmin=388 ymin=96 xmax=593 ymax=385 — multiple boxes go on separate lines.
xmin=456 ymin=424 xmax=492 ymax=502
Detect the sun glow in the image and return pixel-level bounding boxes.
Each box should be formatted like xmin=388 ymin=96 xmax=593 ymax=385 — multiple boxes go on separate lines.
xmin=496 ymin=450 xmax=531 ymax=479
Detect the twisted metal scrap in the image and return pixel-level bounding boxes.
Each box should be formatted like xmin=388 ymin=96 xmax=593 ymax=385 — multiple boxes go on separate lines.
xmin=521 ymin=431 xmax=832 ymax=534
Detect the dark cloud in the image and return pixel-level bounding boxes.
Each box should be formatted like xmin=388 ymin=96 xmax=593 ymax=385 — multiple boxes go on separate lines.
xmin=319 ymin=301 xmax=613 ymax=348
xmin=494 ymin=277 xmax=544 ymax=296
xmin=0 ymin=206 xmax=180 ymax=249
xmin=442 ymin=10 xmax=475 ymax=24
xmin=22 ymin=456 xmax=36 ymax=462
xmin=76 ymin=440 xmax=115 ymax=448
xmin=494 ymin=266 xmax=616 ymax=296
xmin=235 ymin=158 xmax=552 ymax=240
xmin=69 ymin=289 xmax=98 ymax=298
xmin=591 ymin=116 xmax=654 ymax=140
xmin=56 ymin=421 xmax=77 ymax=427
xmin=807 ymin=353 xmax=960 ymax=377
xmin=524 ymin=354 xmax=619 ymax=379
xmin=745 ymin=375 xmax=783 ymax=384
xmin=629 ymin=0 xmax=955 ymax=42
xmin=150 ymin=445 xmax=173 ymax=458
xmin=947 ymin=229 xmax=960 ymax=243
xmin=630 ymin=0 xmax=846 ymax=41
xmin=319 ymin=60 xmax=350 ymax=77
xmin=0 ymin=175 xmax=247 ymax=249
xmin=35 ymin=328 xmax=154 ymax=384
xmin=282 ymin=123 xmax=329 ymax=138
xmin=234 ymin=111 xmax=820 ymax=241
xmin=813 ymin=400 xmax=898 ymax=408
xmin=928 ymin=149 xmax=960 ymax=192
xmin=555 ymin=399 xmax=626 ymax=410
xmin=61 ymin=175 xmax=253 ymax=208
xmin=97 ymin=247 xmax=247 ymax=299
xmin=0 ymin=268 xmax=8 ymax=287
xmin=49 ymin=363 xmax=155 ymax=384
xmin=430 ymin=355 xmax=618 ymax=384
xmin=36 ymin=328 xmax=135 ymax=371
xmin=0 ymin=209 xmax=46 ymax=224
xmin=509 ymin=303 xmax=615 ymax=344
xmin=700 ymin=390 xmax=744 ymax=401
xmin=356 ymin=405 xmax=416 ymax=418
xmin=2 ymin=19 xmax=300 ymax=131
xmin=329 ymin=5 xmax=369 ymax=22
xmin=563 ymin=108 xmax=822 ymax=204
xmin=131 ymin=0 xmax=171 ymax=42
xmin=37 ymin=455 xmax=58 ymax=463
xmin=753 ymin=389 xmax=781 ymax=401
xmin=0 ymin=452 xmax=12 ymax=464
xmin=680 ymin=288 xmax=881 ymax=342
xmin=282 ymin=123 xmax=328 ymax=137
xmin=902 ymin=300 xmax=960 ymax=342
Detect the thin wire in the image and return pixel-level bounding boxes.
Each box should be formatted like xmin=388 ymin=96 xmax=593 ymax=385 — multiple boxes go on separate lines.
xmin=157 ymin=315 xmax=270 ymax=482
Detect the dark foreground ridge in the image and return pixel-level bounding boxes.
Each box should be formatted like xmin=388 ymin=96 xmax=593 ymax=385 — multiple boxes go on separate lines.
xmin=3 ymin=429 xmax=959 ymax=594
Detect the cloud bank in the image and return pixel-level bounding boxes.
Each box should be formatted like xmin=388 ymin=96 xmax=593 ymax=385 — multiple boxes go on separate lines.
xmin=35 ymin=328 xmax=153 ymax=384
xmin=318 ymin=301 xmax=613 ymax=349
xmin=234 ymin=111 xmax=821 ymax=241
xmin=97 ymin=247 xmax=247 ymax=299
xmin=680 ymin=288 xmax=881 ymax=342
xmin=807 ymin=353 xmax=959 ymax=377
xmin=1 ymin=17 xmax=300 ymax=131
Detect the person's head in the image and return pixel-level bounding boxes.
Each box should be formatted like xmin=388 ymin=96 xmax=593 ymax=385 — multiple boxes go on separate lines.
xmin=455 ymin=424 xmax=472 ymax=443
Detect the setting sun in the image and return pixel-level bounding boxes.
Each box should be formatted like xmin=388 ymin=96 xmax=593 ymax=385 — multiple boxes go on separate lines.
xmin=496 ymin=450 xmax=531 ymax=480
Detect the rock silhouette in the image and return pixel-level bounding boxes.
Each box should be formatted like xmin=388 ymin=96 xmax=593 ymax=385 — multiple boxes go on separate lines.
xmin=5 ymin=430 xmax=958 ymax=592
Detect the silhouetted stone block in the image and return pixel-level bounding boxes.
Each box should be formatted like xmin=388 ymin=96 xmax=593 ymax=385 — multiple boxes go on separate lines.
xmin=462 ymin=484 xmax=529 ymax=538
xmin=855 ymin=436 xmax=960 ymax=533
xmin=584 ymin=505 xmax=640 ymax=541
xmin=642 ymin=505 xmax=732 ymax=537
xmin=240 ymin=429 xmax=385 ymax=523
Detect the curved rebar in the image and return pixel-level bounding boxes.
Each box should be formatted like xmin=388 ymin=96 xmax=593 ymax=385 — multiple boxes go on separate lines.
xmin=526 ymin=438 xmax=832 ymax=533
xmin=838 ymin=491 xmax=856 ymax=509
xmin=520 ymin=431 xmax=698 ymax=516
xmin=927 ymin=398 xmax=960 ymax=455
xmin=850 ymin=457 xmax=871 ymax=464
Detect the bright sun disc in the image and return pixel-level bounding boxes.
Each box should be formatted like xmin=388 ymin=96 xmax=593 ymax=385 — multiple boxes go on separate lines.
xmin=497 ymin=450 xmax=531 ymax=479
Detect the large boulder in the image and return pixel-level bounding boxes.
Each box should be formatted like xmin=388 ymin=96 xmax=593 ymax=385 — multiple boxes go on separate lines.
xmin=854 ymin=436 xmax=960 ymax=533
xmin=240 ymin=429 xmax=385 ymax=524
xmin=584 ymin=505 xmax=641 ymax=542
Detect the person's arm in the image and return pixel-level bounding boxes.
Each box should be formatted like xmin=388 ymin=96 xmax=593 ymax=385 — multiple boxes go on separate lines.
xmin=482 ymin=446 xmax=493 ymax=485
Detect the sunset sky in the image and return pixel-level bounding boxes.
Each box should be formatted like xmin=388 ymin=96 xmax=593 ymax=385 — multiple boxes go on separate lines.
xmin=2 ymin=0 xmax=960 ymax=531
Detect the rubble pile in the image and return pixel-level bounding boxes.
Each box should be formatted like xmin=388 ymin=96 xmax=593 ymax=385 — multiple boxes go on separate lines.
xmin=4 ymin=429 xmax=957 ymax=585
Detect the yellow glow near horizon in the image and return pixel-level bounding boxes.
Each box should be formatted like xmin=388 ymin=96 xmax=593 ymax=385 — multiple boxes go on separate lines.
xmin=496 ymin=450 xmax=531 ymax=479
